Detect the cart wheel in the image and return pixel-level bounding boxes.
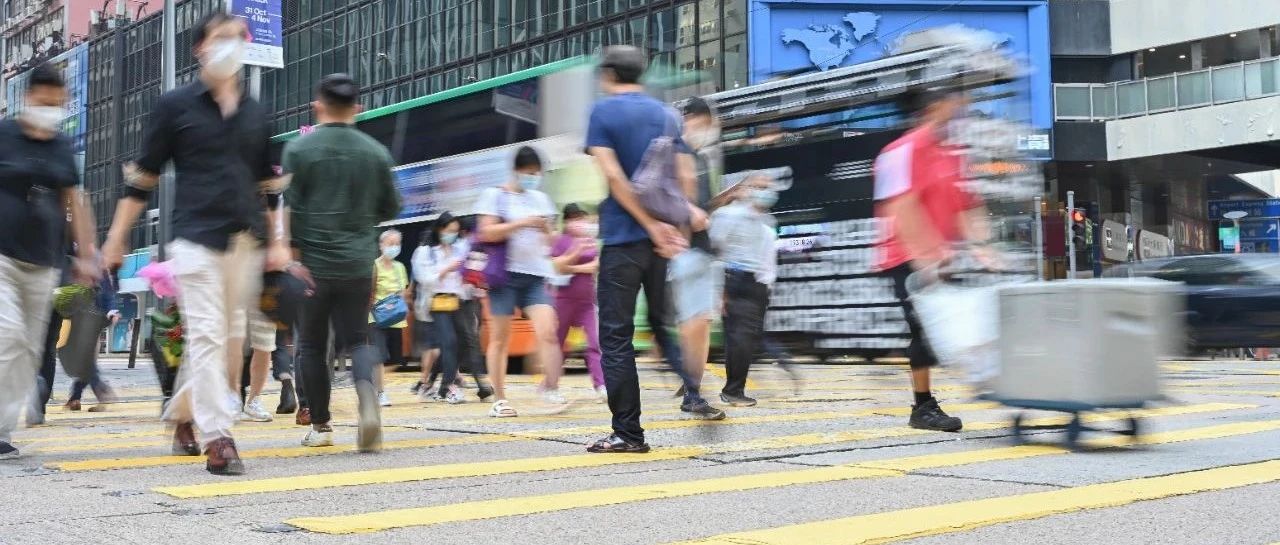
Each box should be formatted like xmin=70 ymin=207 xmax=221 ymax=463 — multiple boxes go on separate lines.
xmin=1010 ymin=413 xmax=1026 ymax=445
xmin=1064 ymin=414 xmax=1084 ymax=450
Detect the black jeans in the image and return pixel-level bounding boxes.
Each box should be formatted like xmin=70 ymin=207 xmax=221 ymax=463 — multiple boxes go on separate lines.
xmin=297 ymin=277 xmax=379 ymax=426
xmin=598 ymin=240 xmax=687 ymax=444
xmin=374 ymin=327 xmax=406 ymax=367
xmin=723 ymin=270 xmax=770 ymax=398
xmin=36 ymin=312 xmax=59 ymax=412
xmin=431 ymin=309 xmax=466 ymax=397
xmin=887 ymin=263 xmax=938 ymax=369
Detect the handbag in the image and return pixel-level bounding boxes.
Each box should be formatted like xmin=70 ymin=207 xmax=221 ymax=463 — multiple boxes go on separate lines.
xmin=372 ymin=262 xmax=409 ymax=327
xmin=632 ymin=107 xmax=692 ymax=227
xmin=467 ymin=191 xmax=511 ymax=289
xmin=431 ymin=294 xmax=461 ymax=312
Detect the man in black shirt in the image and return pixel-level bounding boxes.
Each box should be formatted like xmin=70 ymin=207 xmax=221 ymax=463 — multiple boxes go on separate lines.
xmin=102 ymin=12 xmax=289 ymax=476
xmin=0 ymin=64 xmax=99 ymax=459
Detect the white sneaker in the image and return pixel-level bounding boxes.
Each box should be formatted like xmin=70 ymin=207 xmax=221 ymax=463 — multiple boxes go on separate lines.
xmin=595 ymin=385 xmax=609 ymax=404
xmin=543 ymin=389 xmax=568 ymax=405
xmin=419 ymin=390 xmax=443 ymax=403
xmin=489 ymin=399 xmax=517 ymax=418
xmin=301 ymin=428 xmax=334 ymax=447
xmin=242 ymin=398 xmax=273 ymax=422
xmin=446 ymin=387 xmax=466 ymax=405
xmin=378 ymin=391 xmax=392 ymax=407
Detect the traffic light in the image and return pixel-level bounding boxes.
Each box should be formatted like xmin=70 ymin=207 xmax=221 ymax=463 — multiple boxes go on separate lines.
xmin=1070 ymin=208 xmax=1087 ymax=248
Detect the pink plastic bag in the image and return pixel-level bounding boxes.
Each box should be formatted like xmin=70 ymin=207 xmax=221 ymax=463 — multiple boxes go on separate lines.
xmin=138 ymin=261 xmax=179 ymax=298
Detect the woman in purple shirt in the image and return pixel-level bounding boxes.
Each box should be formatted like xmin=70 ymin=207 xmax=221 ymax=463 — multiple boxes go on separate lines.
xmin=550 ymin=204 xmax=605 ymax=402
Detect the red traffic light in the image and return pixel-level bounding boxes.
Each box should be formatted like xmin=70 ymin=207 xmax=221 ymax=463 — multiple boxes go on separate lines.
xmin=1071 ymin=209 xmax=1086 ymax=223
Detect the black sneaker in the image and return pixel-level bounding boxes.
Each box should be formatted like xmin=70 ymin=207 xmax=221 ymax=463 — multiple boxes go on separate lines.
xmin=0 ymin=441 xmax=19 ymax=460
xmin=909 ymin=398 xmax=963 ymax=432
xmin=719 ymin=392 xmax=758 ymax=407
xmin=681 ymin=399 xmax=727 ymax=421
xmin=408 ymin=381 xmax=424 ymax=394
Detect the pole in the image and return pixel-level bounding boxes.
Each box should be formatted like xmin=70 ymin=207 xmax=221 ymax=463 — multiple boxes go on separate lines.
xmin=158 ymin=0 xmax=176 ymax=261
xmin=1034 ymin=196 xmax=1044 ymax=281
xmin=249 ymin=65 xmax=261 ymax=100
xmin=1066 ymin=190 xmax=1076 ymax=280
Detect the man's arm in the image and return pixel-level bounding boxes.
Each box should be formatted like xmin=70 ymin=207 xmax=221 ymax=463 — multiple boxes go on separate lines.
xmin=104 ymin=99 xmax=170 ymax=269
xmin=62 ymin=186 xmax=100 ymax=282
xmin=588 ymin=146 xmax=685 ymax=258
xmin=677 ymin=152 xmax=708 ymax=232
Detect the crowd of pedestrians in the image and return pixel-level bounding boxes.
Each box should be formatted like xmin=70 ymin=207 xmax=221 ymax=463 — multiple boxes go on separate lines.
xmin=0 ymin=16 xmax=975 ymax=474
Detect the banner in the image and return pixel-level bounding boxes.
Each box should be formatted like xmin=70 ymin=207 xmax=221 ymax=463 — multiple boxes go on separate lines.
xmin=228 ymin=0 xmax=284 ymax=68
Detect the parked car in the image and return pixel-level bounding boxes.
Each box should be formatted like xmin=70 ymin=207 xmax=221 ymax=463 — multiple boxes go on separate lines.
xmin=1105 ymin=254 xmax=1280 ymax=350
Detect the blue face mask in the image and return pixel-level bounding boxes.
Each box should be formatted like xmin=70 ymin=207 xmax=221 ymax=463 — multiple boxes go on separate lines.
xmin=440 ymin=232 xmax=458 ymax=245
xmin=752 ymin=189 xmax=779 ymax=209
xmin=518 ymin=173 xmax=542 ymax=191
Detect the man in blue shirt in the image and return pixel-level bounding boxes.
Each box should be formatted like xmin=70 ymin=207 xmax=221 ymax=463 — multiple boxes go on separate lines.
xmin=585 ymin=46 xmax=714 ymax=453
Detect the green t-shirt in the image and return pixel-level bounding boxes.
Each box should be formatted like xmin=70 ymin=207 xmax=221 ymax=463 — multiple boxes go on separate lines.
xmin=283 ymin=123 xmax=402 ymax=280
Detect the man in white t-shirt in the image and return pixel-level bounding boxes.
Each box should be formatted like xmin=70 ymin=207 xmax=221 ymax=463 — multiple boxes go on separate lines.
xmin=474 ymin=146 xmax=564 ymax=417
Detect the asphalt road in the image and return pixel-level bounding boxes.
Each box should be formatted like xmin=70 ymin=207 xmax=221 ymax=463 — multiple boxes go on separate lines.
xmin=3 ymin=357 xmax=1280 ymax=545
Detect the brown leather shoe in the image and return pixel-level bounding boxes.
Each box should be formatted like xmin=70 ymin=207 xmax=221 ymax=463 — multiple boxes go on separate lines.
xmin=295 ymin=407 xmax=311 ymax=426
xmin=171 ymin=422 xmax=200 ymax=456
xmin=204 ymin=437 xmax=245 ymax=476
xmin=64 ymin=399 xmax=81 ymax=412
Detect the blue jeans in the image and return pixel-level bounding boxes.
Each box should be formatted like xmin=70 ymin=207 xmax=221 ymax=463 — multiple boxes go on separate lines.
xmin=598 ymin=240 xmax=692 ymax=444
xmin=488 ymin=272 xmax=550 ymax=316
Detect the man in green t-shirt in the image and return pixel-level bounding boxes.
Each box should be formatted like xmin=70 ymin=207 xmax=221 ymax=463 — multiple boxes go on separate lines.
xmin=283 ymin=73 xmax=402 ymax=452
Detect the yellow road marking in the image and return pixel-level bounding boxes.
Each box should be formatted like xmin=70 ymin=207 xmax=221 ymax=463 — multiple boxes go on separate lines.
xmin=284 ymin=418 xmax=1280 ymax=534
xmin=1168 ymin=388 xmax=1278 ymax=397
xmin=153 ymin=403 xmax=1245 ymax=499
xmin=664 ymin=459 xmax=1280 ymax=545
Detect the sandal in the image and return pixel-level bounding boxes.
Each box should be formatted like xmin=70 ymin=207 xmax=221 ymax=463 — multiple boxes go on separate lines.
xmin=587 ymin=433 xmax=651 ymax=454
xmin=488 ymin=400 xmax=518 ymax=418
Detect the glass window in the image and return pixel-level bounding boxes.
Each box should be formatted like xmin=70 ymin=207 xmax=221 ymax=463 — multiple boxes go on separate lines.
xmin=677 ymin=4 xmax=696 ymax=48
xmin=513 ymin=0 xmax=529 ymax=43
xmin=570 ymin=0 xmax=586 ymax=26
xmin=512 ymin=49 xmax=528 ymax=71
xmin=548 ymin=39 xmax=565 ymax=61
xmin=568 ymin=34 xmax=585 ymax=56
xmin=446 ymin=7 xmax=460 ymax=62
xmin=588 ymin=28 xmax=604 ymax=54
xmin=495 ymin=54 xmax=509 ymax=75
xmin=698 ymin=0 xmax=720 ymax=41
xmin=542 ymin=0 xmax=561 ymax=34
xmin=723 ymin=0 xmax=745 ymax=36
xmin=415 ymin=19 xmax=431 ymax=70
xmin=477 ymin=59 xmax=493 ymax=79
xmin=608 ymin=22 xmax=625 ymax=46
xmin=676 ymin=45 xmax=696 ymax=74
xmin=605 ymin=0 xmax=624 ymax=16
xmin=723 ymin=32 xmax=746 ymax=89
xmin=431 ymin=74 xmax=444 ymax=92
xmin=496 ymin=0 xmax=511 ymax=47
xmin=588 ymin=0 xmax=602 ymax=22
xmin=478 ymin=0 xmax=494 ymax=51
xmin=530 ymin=43 xmax=545 ymax=66
xmin=629 ymin=16 xmax=646 ymax=47
xmin=699 ymin=39 xmax=720 ymax=89
xmin=651 ymin=9 xmax=676 ymax=53
xmin=462 ymin=1 xmax=477 ymax=58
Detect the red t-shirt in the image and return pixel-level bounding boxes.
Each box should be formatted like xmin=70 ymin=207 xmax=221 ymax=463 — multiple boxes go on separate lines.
xmin=874 ymin=126 xmax=978 ymax=271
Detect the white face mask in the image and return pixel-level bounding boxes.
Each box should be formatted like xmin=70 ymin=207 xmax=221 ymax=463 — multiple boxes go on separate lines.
xmin=21 ymin=106 xmax=65 ymax=134
xmin=203 ymin=39 xmax=245 ymax=79
xmin=382 ymin=245 xmax=401 ymax=259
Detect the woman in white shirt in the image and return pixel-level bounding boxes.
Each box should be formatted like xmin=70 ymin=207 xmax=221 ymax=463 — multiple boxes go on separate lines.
xmin=415 ymin=212 xmax=481 ymax=404
xmin=475 ymin=146 xmax=564 ymax=417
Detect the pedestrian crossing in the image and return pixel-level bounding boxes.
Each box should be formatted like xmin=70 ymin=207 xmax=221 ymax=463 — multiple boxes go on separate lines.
xmin=6 ymin=361 xmax=1280 ymax=544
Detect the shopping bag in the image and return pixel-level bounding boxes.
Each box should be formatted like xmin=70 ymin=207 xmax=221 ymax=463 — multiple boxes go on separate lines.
xmin=59 ymin=304 xmax=108 ymax=382
xmin=909 ymin=281 xmax=1001 ymax=385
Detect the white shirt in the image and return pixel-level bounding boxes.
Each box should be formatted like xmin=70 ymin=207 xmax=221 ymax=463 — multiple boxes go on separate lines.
xmin=411 ymin=239 xmax=470 ymax=320
xmin=710 ymin=201 xmax=778 ymax=286
xmin=474 ymin=186 xmax=556 ymax=278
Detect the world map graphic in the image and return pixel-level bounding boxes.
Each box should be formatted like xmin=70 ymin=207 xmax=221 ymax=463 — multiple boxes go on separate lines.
xmin=781 ymin=14 xmax=1014 ymax=71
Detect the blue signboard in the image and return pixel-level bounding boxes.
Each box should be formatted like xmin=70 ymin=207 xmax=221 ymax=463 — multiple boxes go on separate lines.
xmin=228 ymin=0 xmax=284 ymax=68
xmin=1208 ymin=199 xmax=1280 ymax=220
xmin=749 ymin=0 xmax=1052 ymax=130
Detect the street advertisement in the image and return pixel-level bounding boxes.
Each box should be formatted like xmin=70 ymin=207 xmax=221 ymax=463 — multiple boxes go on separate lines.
xmin=228 ymin=0 xmax=285 ymax=68
xmin=385 ymin=133 xmax=603 ymax=226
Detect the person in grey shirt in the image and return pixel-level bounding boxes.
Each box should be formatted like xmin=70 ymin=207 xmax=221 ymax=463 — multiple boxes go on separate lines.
xmin=710 ymin=173 xmax=779 ymax=406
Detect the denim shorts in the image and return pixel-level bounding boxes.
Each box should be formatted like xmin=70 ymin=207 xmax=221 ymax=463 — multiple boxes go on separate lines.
xmin=668 ymin=249 xmax=722 ymax=324
xmin=488 ymin=272 xmax=551 ymax=316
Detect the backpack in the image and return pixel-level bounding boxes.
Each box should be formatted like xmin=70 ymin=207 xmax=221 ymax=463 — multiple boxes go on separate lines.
xmin=631 ymin=107 xmax=692 ymax=227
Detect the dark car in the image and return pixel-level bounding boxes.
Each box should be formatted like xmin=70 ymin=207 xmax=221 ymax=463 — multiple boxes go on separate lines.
xmin=1105 ymin=254 xmax=1280 ymax=350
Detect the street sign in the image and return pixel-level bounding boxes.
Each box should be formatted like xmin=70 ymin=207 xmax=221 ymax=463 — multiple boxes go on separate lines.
xmin=228 ymin=0 xmax=284 ymax=68
xmin=1208 ymin=199 xmax=1280 ymax=220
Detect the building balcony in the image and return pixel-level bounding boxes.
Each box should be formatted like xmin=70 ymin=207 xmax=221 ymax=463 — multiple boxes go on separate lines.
xmin=1056 ymin=57 xmax=1280 ymax=121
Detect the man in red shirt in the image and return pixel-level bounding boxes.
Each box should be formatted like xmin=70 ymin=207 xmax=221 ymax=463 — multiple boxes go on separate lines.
xmin=875 ymin=86 xmax=990 ymax=432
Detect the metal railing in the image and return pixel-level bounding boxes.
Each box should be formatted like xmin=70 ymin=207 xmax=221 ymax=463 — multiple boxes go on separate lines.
xmin=1055 ymin=56 xmax=1280 ymax=121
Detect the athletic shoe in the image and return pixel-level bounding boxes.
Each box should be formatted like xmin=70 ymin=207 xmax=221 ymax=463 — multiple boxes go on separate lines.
xmin=277 ymin=379 xmax=298 ymax=414
xmin=378 ymin=391 xmax=392 ymax=407
xmin=356 ymin=380 xmax=383 ymax=453
xmin=719 ymin=392 xmax=758 ymax=407
xmin=489 ymin=399 xmax=518 ymax=418
xmin=595 ymin=385 xmax=609 ymax=404
xmin=681 ymin=399 xmax=727 ymax=421
xmin=204 ymin=437 xmax=245 ymax=476
xmin=909 ymin=398 xmax=963 ymax=432
xmin=446 ymin=387 xmax=467 ymax=405
xmin=419 ymin=390 xmax=443 ymax=403
xmin=241 ymin=398 xmax=273 ymax=422
xmin=542 ymin=389 xmax=568 ymax=406
xmin=408 ymin=380 xmax=425 ymax=394
xmin=301 ymin=425 xmax=334 ymax=447
xmin=0 ymin=441 xmax=19 ymax=460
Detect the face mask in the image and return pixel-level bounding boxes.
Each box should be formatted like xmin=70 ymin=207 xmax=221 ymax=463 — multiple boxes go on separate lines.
xmin=751 ymin=189 xmax=779 ymax=209
xmin=21 ymin=106 xmax=65 ymax=134
xmin=570 ymin=221 xmax=598 ymax=239
xmin=382 ymin=245 xmax=401 ymax=259
xmin=203 ymin=39 xmax=245 ymax=79
xmin=440 ymin=233 xmax=458 ymax=245
xmin=518 ymin=173 xmax=542 ymax=191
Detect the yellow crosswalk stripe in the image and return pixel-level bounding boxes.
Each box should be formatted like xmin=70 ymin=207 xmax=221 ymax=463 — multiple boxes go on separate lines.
xmin=283 ymin=418 xmax=1280 ymax=534
xmin=152 ymin=403 xmax=1246 ymax=499
xmin=664 ymin=458 xmax=1280 ymax=545
xmin=55 ymin=401 xmax=1004 ymax=471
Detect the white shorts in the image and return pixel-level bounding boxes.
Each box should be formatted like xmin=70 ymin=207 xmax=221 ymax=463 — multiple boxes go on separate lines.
xmin=668 ymin=249 xmax=722 ymax=324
